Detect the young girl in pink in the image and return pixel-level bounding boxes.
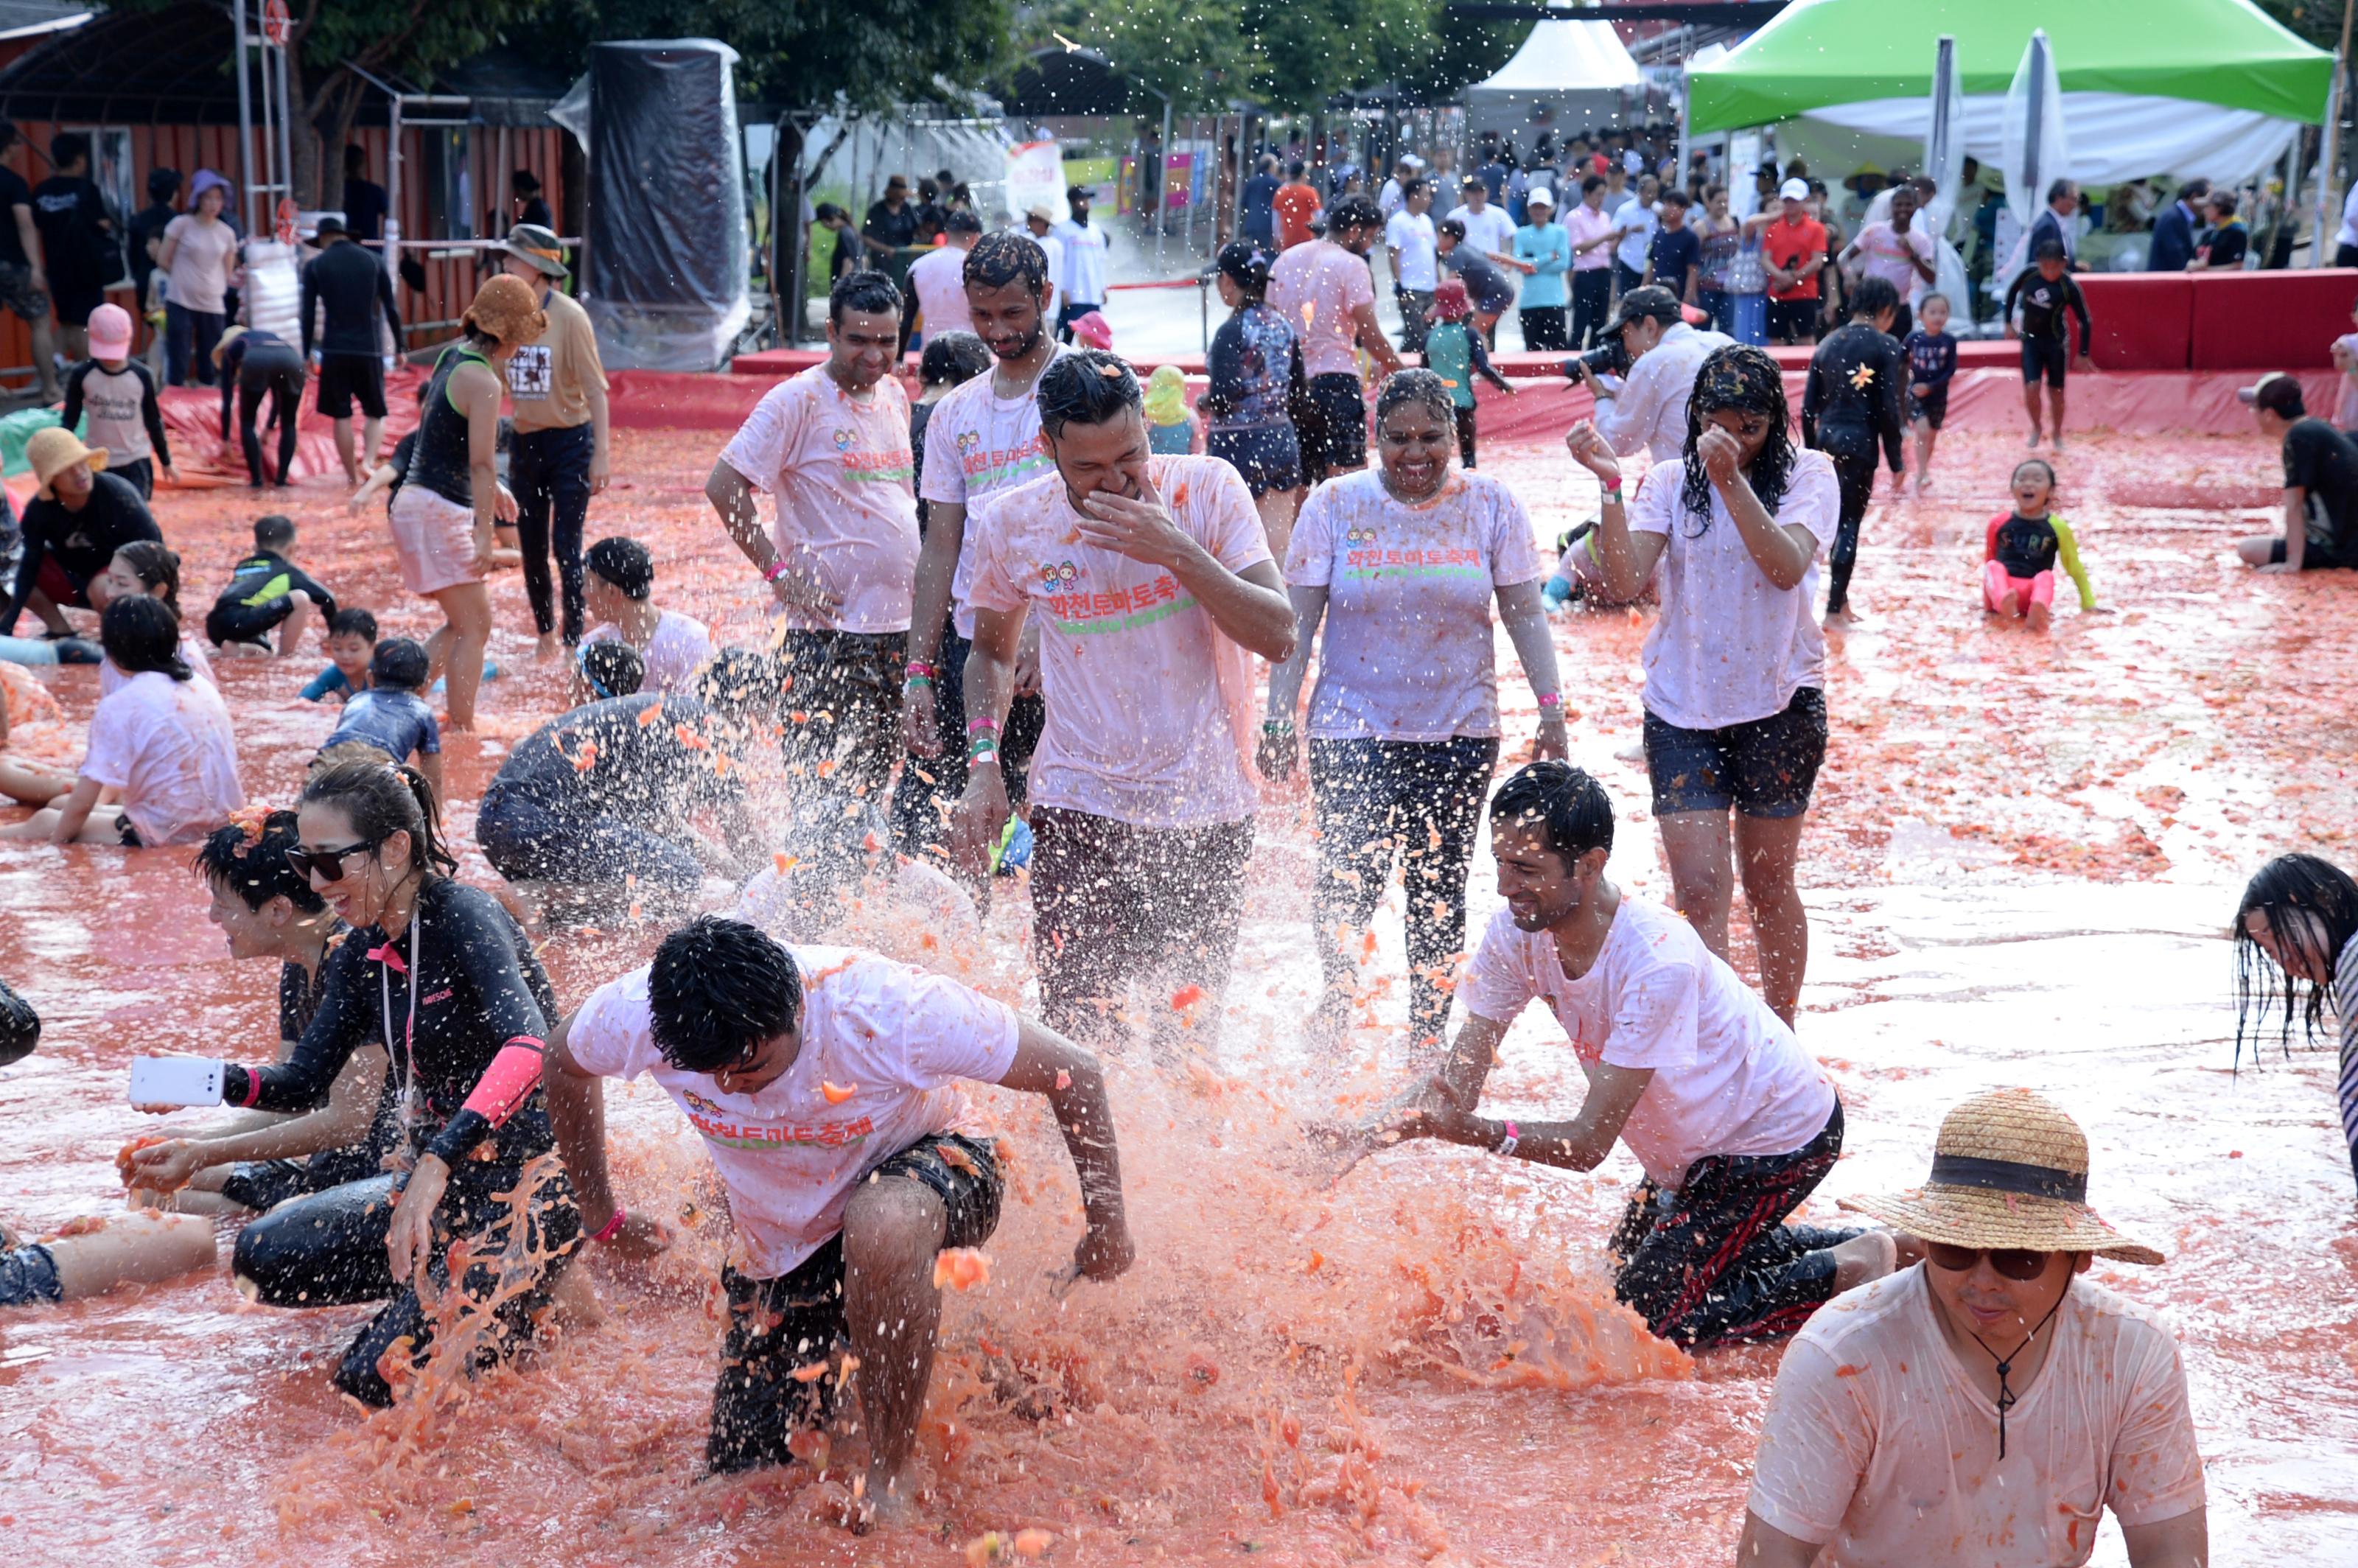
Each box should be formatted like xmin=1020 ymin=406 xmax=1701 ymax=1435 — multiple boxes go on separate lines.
xmin=2330 ymin=300 xmax=2358 ymax=432
xmin=1984 ymin=458 xmax=2096 ymax=631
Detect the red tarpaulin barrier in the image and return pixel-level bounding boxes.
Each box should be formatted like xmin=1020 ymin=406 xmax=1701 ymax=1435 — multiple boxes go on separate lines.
xmin=153 ymin=365 xmax=425 ymax=489
xmin=2189 ymin=268 xmax=2358 ymax=371
xmin=2077 ymin=274 xmax=2194 ymax=371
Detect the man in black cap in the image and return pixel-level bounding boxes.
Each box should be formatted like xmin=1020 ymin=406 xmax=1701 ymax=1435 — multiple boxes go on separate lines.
xmin=299 ymin=212 xmax=402 ymax=486
xmin=500 ymin=223 xmax=612 ymax=659
xmin=1052 ymin=184 xmax=1108 ymax=343
xmin=1572 ymin=283 xmax=1731 ymax=463
xmin=2236 ymin=371 xmax=2358 ymax=574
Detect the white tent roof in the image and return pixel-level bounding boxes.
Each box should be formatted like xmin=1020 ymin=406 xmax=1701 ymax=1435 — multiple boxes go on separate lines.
xmin=1468 ymin=16 xmax=1642 ymax=96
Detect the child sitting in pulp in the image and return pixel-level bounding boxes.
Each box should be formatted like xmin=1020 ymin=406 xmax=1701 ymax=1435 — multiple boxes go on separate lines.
xmin=1984 ymin=458 xmax=2098 ymax=631
xmin=313 ymin=636 xmax=442 ymax=799
xmin=300 ymin=607 xmax=378 ymax=703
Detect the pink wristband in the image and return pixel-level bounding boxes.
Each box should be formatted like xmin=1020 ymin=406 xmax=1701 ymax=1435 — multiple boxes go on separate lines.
xmin=1536 ymin=692 xmax=1562 ymax=710
xmin=763 ymin=559 xmax=792 ymax=584
xmin=906 ymin=659 xmax=938 ymax=679
xmin=590 ymin=1207 xmax=626 ymax=1245
xmin=1499 ymin=1120 xmax=1520 ymax=1157
xmin=967 ymin=715 xmax=1000 ymax=735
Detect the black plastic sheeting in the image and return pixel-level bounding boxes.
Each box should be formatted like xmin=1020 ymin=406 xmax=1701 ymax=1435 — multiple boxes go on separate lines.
xmin=584 ymin=39 xmax=749 ymax=371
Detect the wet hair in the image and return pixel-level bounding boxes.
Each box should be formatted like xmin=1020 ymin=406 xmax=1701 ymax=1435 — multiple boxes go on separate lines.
xmin=920 ymin=330 xmax=992 ymax=388
xmin=579 ymin=638 xmax=646 ymax=700
xmin=1037 ymin=350 xmax=1140 ymax=438
xmin=1488 ymin=761 xmax=1614 ymax=867
xmin=2012 ymin=456 xmax=2057 ymax=492
xmin=0 ymin=977 xmax=38 ymax=1068
xmin=112 ymin=540 xmax=183 ymax=619
xmin=193 ymin=808 xmax=326 ymax=914
xmin=648 ymin=915 xmax=804 ymax=1074
xmin=965 ymin=231 xmax=1049 ymax=298
xmin=368 ymin=636 xmax=429 ymax=691
xmin=1214 ymin=238 xmax=1271 ymax=304
xmin=2035 ymin=239 xmax=2068 ymax=263
xmin=253 ymin=514 xmax=295 ymax=552
xmin=1326 ymin=195 xmax=1384 ymax=235
xmin=49 ymin=132 xmax=87 ymax=169
xmin=2233 ymin=853 xmax=2358 ymax=1063
xmin=299 ymin=758 xmax=458 ymax=882
xmin=696 ymin=646 xmax=780 ymax=718
xmin=326 ymin=606 xmax=377 ymax=643
xmin=101 ymin=595 xmax=190 ymax=681
xmin=1680 ymin=343 xmax=1796 ymax=533
xmin=585 ymin=534 xmax=654 ymax=598
xmin=829 ymin=268 xmax=902 ymax=326
xmin=1375 ymin=368 xmax=1457 ymax=430
xmin=1850 ymin=275 xmax=1900 ymax=321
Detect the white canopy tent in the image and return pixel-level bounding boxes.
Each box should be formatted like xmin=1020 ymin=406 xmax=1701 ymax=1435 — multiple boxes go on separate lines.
xmin=1463 ymin=6 xmax=1643 ymax=144
xmin=1797 ymin=94 xmax=2298 ymax=186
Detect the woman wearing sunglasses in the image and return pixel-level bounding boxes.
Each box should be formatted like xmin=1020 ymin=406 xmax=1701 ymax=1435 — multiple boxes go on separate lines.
xmin=1740 ymin=1088 xmax=2207 ymax=1568
xmin=197 ymin=760 xmax=578 ymax=1407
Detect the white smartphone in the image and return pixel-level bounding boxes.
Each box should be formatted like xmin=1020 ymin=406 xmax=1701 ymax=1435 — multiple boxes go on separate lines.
xmin=127 ymin=1056 xmax=226 ymax=1107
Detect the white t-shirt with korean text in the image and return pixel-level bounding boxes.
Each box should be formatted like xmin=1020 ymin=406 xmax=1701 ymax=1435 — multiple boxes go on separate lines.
xmin=917 ymin=349 xmax=1068 ymax=637
xmin=80 ymin=669 xmax=245 ymax=846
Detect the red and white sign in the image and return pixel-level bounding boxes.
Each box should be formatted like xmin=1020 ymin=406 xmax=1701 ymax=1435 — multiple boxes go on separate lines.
xmin=274 ymin=197 xmax=296 ymax=246
xmin=262 ymin=0 xmax=292 ymax=46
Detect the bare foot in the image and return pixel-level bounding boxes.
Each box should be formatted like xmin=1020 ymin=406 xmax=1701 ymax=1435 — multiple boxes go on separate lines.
xmin=1823 ymin=606 xmax=1862 ymax=629
xmin=852 ymin=1468 xmax=921 ymax=1534
xmin=2025 ymin=601 xmax=2051 ymax=633
xmin=533 ymin=632 xmax=561 ymax=664
xmin=1995 ymin=591 xmax=2020 ymax=620
xmin=1829 ymin=1231 xmax=1900 ymax=1292
xmin=2050 ymin=436 xmax=2066 ymax=455
xmin=2025 ymin=428 xmax=2042 ymax=449
xmin=1302 ymin=987 xmax=1353 ymax=1056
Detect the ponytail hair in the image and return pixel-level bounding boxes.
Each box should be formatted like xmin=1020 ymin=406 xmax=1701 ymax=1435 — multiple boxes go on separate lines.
xmin=299 ymin=759 xmax=458 ymax=883
xmin=193 ymin=807 xmax=325 ymax=914
xmin=100 ymin=595 xmax=191 ymax=681
xmin=113 ymin=540 xmax=183 ymax=620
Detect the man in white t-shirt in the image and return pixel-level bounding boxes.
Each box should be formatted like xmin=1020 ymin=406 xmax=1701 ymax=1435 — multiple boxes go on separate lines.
xmin=706 ymin=268 xmax=918 ymax=800
xmin=1444 ymin=175 xmax=1517 ymax=267
xmin=904 ymin=209 xmax=982 ymax=343
xmin=577 ymin=534 xmax=713 ymax=698
xmin=1022 ymin=203 xmax=1065 ymax=311
xmin=1740 ymin=1088 xmax=2207 ymax=1568
xmin=1609 ymin=175 xmax=1660 ymax=297
xmin=899 ymin=231 xmax=1065 ymax=854
xmin=1051 ymin=186 xmax=1108 ymax=343
xmin=1383 ymin=178 xmax=1440 ymax=353
xmin=546 ymin=916 xmax=1133 ymax=1529
xmin=1837 ymin=183 xmax=1938 ymax=339
xmin=1371 ymin=763 xmax=1897 ymax=1348
xmin=953 ymin=350 xmax=1296 ymax=1060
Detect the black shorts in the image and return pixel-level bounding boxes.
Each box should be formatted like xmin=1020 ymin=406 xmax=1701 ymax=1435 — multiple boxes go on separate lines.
xmin=1301 ymin=373 xmax=1367 ymax=472
xmin=1207 ymin=421 xmax=1304 ymax=496
xmin=1766 ymin=297 xmax=1819 ymax=343
xmin=219 ymin=1143 xmax=388 ymax=1213
xmin=48 ymin=273 xmax=102 ymax=327
xmin=2020 ymin=336 xmax=2069 ymax=388
xmin=1644 ymin=686 xmax=1827 ymax=820
xmin=705 ymin=1132 xmax=1003 ymax=1473
xmin=206 ymin=594 xmax=298 ymax=648
xmin=315 ymin=353 xmax=388 ymax=420
xmin=2267 ymin=536 xmax=2354 ymax=570
xmin=0 ymin=1242 xmax=62 ymax=1306
xmin=1909 ymin=385 xmax=1949 ymax=429
xmin=0 ymin=260 xmax=48 ymax=321
xmin=111 ymin=457 xmax=155 ymax=499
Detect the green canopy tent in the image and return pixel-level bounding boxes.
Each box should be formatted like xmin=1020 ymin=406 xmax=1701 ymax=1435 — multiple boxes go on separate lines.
xmin=1687 ymin=0 xmax=2330 ymax=184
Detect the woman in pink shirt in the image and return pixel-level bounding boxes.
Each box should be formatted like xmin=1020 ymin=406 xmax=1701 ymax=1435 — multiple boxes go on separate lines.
xmin=1565 ymin=172 xmax=1619 ymax=350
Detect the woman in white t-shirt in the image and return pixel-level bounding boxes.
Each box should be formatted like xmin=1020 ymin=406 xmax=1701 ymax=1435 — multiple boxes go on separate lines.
xmin=0 ymin=595 xmax=242 ymax=846
xmin=90 ymin=542 xmax=217 ymax=697
xmin=1564 ymin=343 xmax=1838 ymax=1024
xmin=1265 ymin=369 xmax=1566 ymax=1053
xmin=155 ymin=169 xmax=240 ymax=388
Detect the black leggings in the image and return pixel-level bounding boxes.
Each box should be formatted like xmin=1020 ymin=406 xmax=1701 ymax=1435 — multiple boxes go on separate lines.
xmin=1309 ymin=735 xmax=1500 ymax=1045
xmin=510 ymin=423 xmax=593 ymax=643
xmin=231 ymin=1155 xmax=578 ymax=1406
xmin=1609 ymin=1099 xmax=1856 ymax=1348
xmin=1452 ymin=405 xmax=1478 ymax=470
xmin=1823 ymin=446 xmax=1880 ymax=615
xmin=476 ymin=785 xmax=704 ymax=897
xmin=237 ymin=344 xmax=307 ymax=487
xmin=1570 ymin=266 xmax=1612 ymax=350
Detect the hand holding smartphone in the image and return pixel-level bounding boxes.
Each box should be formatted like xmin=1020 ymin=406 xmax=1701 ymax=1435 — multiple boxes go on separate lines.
xmin=127 ymin=1057 xmax=226 ymax=1109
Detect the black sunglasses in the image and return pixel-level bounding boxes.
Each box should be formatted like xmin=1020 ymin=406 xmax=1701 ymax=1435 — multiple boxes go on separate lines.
xmin=287 ymin=839 xmax=381 ymax=883
xmin=1926 ymin=1242 xmax=2052 ymax=1282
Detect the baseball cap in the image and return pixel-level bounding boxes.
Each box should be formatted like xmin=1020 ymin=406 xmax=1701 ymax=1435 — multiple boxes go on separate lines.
xmin=1600 ymin=284 xmax=1684 ymax=337
xmin=87 ymin=302 xmax=133 ymax=358
xmin=1400 ymin=153 xmax=1425 ymax=169
xmin=1780 ymin=178 xmax=1810 ymax=203
xmin=1025 ymin=202 xmax=1056 ymax=223
xmin=2238 ymin=372 xmax=2305 ymax=419
xmin=1525 ymin=186 xmax=1556 ymax=209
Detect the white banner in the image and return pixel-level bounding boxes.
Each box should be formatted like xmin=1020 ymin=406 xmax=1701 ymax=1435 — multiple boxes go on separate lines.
xmin=1005 ymin=141 xmax=1066 ymax=223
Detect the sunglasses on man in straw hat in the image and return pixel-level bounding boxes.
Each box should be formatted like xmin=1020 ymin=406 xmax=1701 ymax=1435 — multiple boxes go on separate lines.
xmin=1839 ymin=1086 xmax=2163 ymax=1268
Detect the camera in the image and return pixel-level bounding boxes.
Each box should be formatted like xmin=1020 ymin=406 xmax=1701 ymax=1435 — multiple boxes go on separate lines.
xmin=1562 ymin=338 xmax=1630 ymax=380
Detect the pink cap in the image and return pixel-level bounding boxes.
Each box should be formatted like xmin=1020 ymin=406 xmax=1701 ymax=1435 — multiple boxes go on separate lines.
xmin=1071 ymin=311 xmax=1113 ymax=350
xmin=88 ymin=303 xmax=133 ymax=358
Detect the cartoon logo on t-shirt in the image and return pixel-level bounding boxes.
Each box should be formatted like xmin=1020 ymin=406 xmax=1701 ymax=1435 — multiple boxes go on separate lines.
xmin=831 ymin=427 xmax=856 ymax=452
xmin=1038 ymin=561 xmax=1080 ymax=589
xmin=955 ymin=429 xmax=981 ymax=453
xmin=1345 ymin=525 xmax=1381 ymax=544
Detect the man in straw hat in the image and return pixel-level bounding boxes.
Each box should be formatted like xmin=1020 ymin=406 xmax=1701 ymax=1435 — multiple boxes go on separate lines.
xmin=1365 ymin=763 xmax=1901 ymax=1350
xmin=1 ymin=425 xmax=159 ymax=637
xmin=1738 ymin=1088 xmax=2207 ymax=1567
xmin=497 ymin=222 xmax=612 ymax=660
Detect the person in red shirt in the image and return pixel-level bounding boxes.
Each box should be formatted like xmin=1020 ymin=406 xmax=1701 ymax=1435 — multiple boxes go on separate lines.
xmin=1273 ymin=161 xmax=1320 ymax=251
xmin=1762 ymin=178 xmax=1827 ymax=346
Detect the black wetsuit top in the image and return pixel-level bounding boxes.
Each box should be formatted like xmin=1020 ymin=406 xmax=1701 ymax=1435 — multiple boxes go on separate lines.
xmin=1801 ymin=321 xmax=1907 ymax=470
xmin=224 ymin=879 xmax=556 ymax=1169
xmin=1993 ymin=514 xmax=2063 ymax=579
xmin=485 ymin=695 xmax=746 ymax=824
xmin=301 ymin=238 xmax=402 ymax=359
xmin=2004 ymin=270 xmax=2091 ymax=354
xmin=407 ymin=346 xmax=486 ymax=507
xmin=212 ymin=550 xmax=337 ymax=627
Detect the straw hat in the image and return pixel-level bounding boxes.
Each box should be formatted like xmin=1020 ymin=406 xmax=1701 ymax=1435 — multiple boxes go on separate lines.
xmin=1839 ymin=1088 xmax=2163 ymax=1265
xmin=211 ymin=323 xmax=247 ymax=368
xmin=463 ymin=273 xmax=548 ymax=350
xmin=27 ymin=426 xmax=106 ymax=500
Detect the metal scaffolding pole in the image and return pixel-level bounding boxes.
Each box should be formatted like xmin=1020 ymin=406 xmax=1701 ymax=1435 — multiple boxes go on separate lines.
xmin=231 ymin=0 xmax=258 ymax=235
